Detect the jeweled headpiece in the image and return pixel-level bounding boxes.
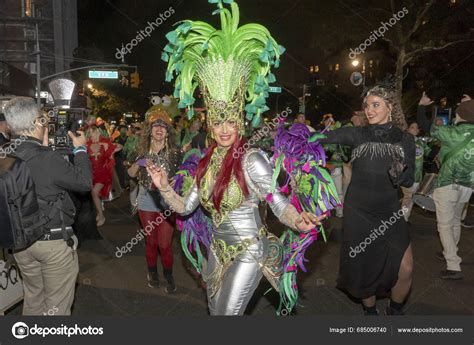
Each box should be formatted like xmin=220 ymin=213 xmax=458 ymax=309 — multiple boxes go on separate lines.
xmin=162 ymin=0 xmax=285 ymax=131
xmin=147 ymin=109 xmax=172 ymax=129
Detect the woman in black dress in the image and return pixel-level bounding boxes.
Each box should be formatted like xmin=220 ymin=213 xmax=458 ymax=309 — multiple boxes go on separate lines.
xmin=322 ymin=86 xmax=415 ymax=315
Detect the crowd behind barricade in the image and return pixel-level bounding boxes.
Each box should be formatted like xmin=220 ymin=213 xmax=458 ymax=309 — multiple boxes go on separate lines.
xmin=0 ymin=90 xmax=472 ymax=316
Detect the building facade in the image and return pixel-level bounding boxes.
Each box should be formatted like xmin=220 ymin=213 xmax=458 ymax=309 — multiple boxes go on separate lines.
xmin=0 ymin=0 xmax=78 ymax=96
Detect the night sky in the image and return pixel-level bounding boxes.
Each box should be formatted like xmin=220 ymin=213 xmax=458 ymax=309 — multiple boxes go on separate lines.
xmin=77 ymin=0 xmax=329 ymax=91
xmin=76 ymin=0 xmax=474 ymax=119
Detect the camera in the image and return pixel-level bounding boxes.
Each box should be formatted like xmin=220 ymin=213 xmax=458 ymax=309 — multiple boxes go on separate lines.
xmin=47 ymin=108 xmax=82 ymax=150
xmin=14 ymin=324 xmax=29 ymax=337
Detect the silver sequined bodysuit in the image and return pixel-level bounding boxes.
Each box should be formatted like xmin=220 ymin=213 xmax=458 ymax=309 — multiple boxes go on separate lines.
xmin=160 ymin=148 xmax=299 ymax=315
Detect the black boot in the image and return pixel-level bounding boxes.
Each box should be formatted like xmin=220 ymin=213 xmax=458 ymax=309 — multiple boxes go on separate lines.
xmin=385 ymin=300 xmax=405 ymax=315
xmin=147 ymin=268 xmax=160 ymax=288
xmin=363 ymin=305 xmax=379 ymax=316
xmin=439 ymin=270 xmax=463 ymax=280
xmin=164 ymin=269 xmax=177 ymax=293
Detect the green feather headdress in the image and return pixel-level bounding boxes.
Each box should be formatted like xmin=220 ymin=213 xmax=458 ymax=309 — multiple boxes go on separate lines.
xmin=162 ymin=0 xmax=285 ymax=128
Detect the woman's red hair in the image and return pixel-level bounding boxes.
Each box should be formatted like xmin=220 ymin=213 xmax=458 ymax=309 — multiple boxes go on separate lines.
xmin=195 ymin=137 xmax=249 ymax=212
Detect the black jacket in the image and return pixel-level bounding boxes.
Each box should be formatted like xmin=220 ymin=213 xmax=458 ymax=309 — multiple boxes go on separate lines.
xmin=13 ymin=137 xmax=92 ymax=229
xmin=0 ymin=133 xmax=8 ymax=146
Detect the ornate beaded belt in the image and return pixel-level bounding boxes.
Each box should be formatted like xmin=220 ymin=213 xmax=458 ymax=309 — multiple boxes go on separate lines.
xmin=211 ymin=227 xmax=267 ymax=265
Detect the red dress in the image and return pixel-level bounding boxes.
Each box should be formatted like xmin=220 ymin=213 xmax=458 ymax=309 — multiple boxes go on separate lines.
xmin=87 ymin=137 xmax=116 ymax=199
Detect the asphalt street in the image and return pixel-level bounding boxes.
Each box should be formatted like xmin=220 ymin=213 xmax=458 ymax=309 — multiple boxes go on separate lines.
xmin=6 ymin=193 xmax=474 ymax=316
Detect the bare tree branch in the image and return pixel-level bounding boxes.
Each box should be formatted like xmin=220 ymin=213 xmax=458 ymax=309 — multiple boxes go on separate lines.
xmin=380 ymin=36 xmax=401 ymax=54
xmin=404 ymin=39 xmax=474 ymax=63
xmin=336 ymin=0 xmax=372 ymax=27
xmin=402 ymin=0 xmax=436 ymax=44
xmin=390 ymin=0 xmax=404 ymax=46
xmin=341 ymin=7 xmax=394 ymax=19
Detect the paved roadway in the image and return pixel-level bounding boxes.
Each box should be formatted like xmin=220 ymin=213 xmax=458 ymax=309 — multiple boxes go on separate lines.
xmin=7 ymin=193 xmax=474 ymax=316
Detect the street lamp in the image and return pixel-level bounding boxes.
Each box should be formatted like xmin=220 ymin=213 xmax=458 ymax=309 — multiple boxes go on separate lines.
xmin=87 ymin=83 xmax=93 ymax=89
xmin=48 ymin=78 xmax=76 ymax=109
xmin=350 ymin=58 xmax=366 ymax=87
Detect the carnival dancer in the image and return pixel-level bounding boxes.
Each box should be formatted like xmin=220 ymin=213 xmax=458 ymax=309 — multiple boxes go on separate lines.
xmin=320 ymin=85 xmax=416 ymax=315
xmin=127 ymin=110 xmax=181 ymax=292
xmin=417 ymin=92 xmax=474 ymax=280
xmin=149 ymin=0 xmax=331 ymax=315
xmin=86 ymin=124 xmax=117 ymax=227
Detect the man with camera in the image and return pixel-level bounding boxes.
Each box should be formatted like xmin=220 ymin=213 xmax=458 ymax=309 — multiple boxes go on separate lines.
xmin=3 ymin=97 xmax=92 ymax=315
xmin=417 ymin=93 xmax=474 ymax=280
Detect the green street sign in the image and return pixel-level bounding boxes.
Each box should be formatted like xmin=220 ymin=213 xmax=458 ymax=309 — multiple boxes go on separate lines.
xmin=88 ymin=70 xmax=119 ymax=79
xmin=269 ymin=86 xmax=282 ymax=93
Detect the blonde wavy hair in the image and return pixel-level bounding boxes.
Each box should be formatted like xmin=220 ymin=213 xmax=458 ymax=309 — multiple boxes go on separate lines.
xmin=137 ymin=121 xmax=176 ymax=158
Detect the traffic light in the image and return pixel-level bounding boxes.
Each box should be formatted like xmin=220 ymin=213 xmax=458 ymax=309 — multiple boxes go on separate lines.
xmin=130 ymin=72 xmax=140 ymax=88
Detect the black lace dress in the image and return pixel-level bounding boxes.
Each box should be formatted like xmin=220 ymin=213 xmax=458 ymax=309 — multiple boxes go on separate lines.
xmin=322 ymin=122 xmax=415 ymax=299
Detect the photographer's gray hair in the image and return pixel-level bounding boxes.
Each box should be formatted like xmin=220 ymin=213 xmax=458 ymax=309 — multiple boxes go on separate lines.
xmin=3 ymin=97 xmax=40 ymax=134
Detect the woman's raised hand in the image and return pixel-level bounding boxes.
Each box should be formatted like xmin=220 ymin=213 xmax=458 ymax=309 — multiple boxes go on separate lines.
xmin=296 ymin=211 xmax=327 ymax=232
xmin=418 ymin=92 xmax=434 ymax=106
xmin=146 ymin=163 xmax=169 ymax=190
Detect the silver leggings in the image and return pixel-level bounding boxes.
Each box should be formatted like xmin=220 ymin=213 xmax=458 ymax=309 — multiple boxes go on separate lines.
xmin=207 ymin=250 xmax=263 ymax=315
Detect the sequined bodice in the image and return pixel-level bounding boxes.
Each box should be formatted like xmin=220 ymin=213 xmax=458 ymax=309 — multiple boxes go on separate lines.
xmin=138 ymin=147 xmax=180 ymax=190
xmin=199 ymin=147 xmax=244 ymax=226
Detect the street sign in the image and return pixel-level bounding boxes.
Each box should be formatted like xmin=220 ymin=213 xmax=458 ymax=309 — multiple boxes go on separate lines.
xmin=350 ymin=72 xmax=364 ymax=86
xmin=88 ymin=70 xmax=119 ymax=79
xmin=269 ymin=86 xmax=282 ymax=93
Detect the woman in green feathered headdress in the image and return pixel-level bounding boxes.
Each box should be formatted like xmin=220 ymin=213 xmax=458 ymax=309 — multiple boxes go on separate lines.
xmin=147 ymin=0 xmax=326 ymax=315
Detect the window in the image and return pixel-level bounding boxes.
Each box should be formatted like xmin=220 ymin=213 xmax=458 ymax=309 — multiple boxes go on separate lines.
xmin=24 ymin=0 xmax=32 ymax=17
xmin=335 ymin=64 xmax=340 ymax=71
xmin=314 ymin=65 xmax=319 ymax=73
